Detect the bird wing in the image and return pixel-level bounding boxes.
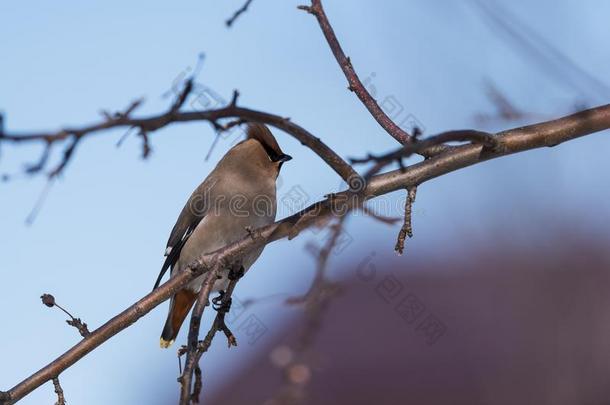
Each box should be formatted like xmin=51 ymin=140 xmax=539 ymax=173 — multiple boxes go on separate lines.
xmin=152 ymin=179 xmax=213 ymax=290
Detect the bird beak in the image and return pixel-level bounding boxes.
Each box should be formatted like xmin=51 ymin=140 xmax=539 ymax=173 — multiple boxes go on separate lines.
xmin=278 ymin=153 xmax=292 ymax=163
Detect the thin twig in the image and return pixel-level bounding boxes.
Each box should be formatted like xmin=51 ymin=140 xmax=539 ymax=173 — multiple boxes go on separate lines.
xmin=191 ymin=366 xmax=202 ymax=404
xmin=205 ymin=116 xmax=246 ymax=161
xmin=48 ymin=136 xmax=80 ymax=179
xmin=25 ymin=178 xmax=55 ymax=226
xmin=177 ymin=345 xmax=187 ymax=375
xmin=204 ymin=133 xmax=221 ymax=162
xmin=472 ymin=0 xmax=610 ymax=100
xmin=226 ymin=0 xmax=254 ymax=27
xmin=41 ymin=294 xmax=90 ymax=338
xmin=51 ymin=377 xmax=65 ymax=405
xmin=24 ymin=141 xmax=51 ymax=174
xmin=298 ymin=0 xmax=412 ymax=145
xmin=171 ymin=79 xmax=194 ymax=113
xmin=138 ymin=130 xmax=152 ymax=159
xmin=395 ymin=187 xmax=417 ymax=255
xmin=359 ymin=205 xmax=401 ymax=225
xmin=354 ymin=129 xmax=499 ymax=181
xmin=229 ymin=89 xmax=240 ymax=107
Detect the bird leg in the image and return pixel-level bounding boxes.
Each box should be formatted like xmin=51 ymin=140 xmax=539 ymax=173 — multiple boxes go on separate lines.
xmin=228 ymin=265 xmax=245 ymax=281
xmin=211 ymin=290 xmax=237 ymax=347
xmin=209 ymin=263 xmax=244 ymax=347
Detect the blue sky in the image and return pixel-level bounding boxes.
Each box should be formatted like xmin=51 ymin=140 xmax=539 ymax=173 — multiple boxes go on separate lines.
xmin=1 ymin=1 xmax=609 ymax=404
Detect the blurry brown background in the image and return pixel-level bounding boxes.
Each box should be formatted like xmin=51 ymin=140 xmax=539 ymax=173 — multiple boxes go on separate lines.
xmin=194 ymin=225 xmax=610 ymax=405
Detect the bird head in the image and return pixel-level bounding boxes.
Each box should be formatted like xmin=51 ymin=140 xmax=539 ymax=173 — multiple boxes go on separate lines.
xmin=246 ymin=123 xmax=292 ymax=171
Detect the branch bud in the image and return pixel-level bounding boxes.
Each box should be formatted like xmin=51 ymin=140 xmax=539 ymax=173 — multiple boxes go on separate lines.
xmin=41 ymin=294 xmax=56 ymax=307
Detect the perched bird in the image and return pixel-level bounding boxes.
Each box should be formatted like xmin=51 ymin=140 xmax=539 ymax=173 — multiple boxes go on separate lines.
xmin=154 ymin=123 xmax=292 ymax=348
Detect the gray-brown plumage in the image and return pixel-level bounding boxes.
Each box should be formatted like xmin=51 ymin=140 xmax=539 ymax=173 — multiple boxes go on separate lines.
xmin=155 ymin=123 xmax=291 ymax=348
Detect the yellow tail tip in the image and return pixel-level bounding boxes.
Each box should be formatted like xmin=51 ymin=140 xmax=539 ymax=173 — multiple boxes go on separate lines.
xmin=160 ymin=338 xmax=174 ymax=349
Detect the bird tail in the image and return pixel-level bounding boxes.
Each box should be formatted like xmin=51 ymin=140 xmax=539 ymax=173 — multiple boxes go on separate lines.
xmin=160 ymin=289 xmax=197 ymax=348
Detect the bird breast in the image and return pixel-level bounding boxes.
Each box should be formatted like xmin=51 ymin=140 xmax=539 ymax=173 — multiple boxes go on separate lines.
xmin=177 ymin=173 xmax=277 ymax=292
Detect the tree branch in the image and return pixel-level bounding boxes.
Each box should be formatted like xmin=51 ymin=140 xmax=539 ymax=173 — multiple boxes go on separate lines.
xmin=180 ymin=271 xmax=240 ymax=404
xmin=0 ymin=103 xmax=357 ymax=184
xmin=298 ymin=0 xmax=412 ymax=145
xmin=1 ymin=103 xmax=609 ymax=404
xmin=179 ymin=268 xmax=219 ymax=404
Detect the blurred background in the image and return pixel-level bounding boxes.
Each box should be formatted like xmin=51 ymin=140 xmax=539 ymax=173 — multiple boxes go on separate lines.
xmin=1 ymin=1 xmax=609 ymax=404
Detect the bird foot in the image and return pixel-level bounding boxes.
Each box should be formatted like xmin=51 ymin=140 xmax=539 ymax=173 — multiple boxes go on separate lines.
xmin=228 ymin=265 xmax=245 ymax=281
xmin=212 ymin=290 xmax=232 ymax=314
xmin=211 ymin=291 xmax=238 ymax=347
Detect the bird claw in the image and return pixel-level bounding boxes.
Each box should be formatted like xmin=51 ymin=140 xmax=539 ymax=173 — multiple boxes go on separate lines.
xmin=212 ymin=290 xmax=232 ymax=314
xmin=211 ymin=291 xmax=238 ymax=348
